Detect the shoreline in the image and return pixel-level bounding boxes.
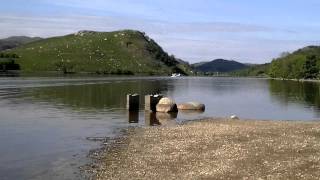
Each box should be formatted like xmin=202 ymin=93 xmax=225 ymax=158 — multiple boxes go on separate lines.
xmin=85 ymin=118 xmax=320 ymax=180
xmin=270 ymin=77 xmax=320 ymax=83
xmin=1 ymin=72 xmax=320 ymax=84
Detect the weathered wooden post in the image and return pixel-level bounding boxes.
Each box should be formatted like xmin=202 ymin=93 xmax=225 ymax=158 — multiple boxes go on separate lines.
xmin=145 ymin=94 xmax=163 ymax=112
xmin=126 ymin=94 xmax=140 ymax=111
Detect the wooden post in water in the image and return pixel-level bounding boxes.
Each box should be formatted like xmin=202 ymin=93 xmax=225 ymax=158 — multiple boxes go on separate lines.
xmin=145 ymin=94 xmax=163 ymax=112
xmin=126 ymin=94 xmax=140 ymax=111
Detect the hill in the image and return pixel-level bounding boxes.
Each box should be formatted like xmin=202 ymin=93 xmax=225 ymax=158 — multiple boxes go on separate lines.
xmin=230 ymin=63 xmax=270 ymax=77
xmin=269 ymin=46 xmax=320 ymax=79
xmin=0 ymin=36 xmax=42 ymax=51
xmin=4 ymin=30 xmax=191 ymax=75
xmin=192 ymin=59 xmax=249 ymax=73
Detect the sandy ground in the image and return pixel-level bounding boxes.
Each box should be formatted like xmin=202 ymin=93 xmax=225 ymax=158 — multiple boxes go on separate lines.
xmin=85 ymin=118 xmax=320 ymax=180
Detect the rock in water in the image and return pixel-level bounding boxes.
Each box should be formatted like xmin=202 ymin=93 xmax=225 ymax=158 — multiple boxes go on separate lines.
xmin=177 ymin=102 xmax=205 ymax=111
xmin=156 ymin=97 xmax=178 ymax=113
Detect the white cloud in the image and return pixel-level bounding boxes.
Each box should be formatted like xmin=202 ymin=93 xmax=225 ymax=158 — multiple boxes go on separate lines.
xmin=0 ymin=14 xmax=278 ymax=37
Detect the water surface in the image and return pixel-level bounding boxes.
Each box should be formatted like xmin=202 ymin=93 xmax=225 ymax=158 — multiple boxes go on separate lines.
xmin=0 ymin=77 xmax=319 ymax=179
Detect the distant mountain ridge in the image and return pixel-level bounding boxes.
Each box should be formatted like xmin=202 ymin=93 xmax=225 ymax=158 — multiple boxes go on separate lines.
xmin=0 ymin=36 xmax=42 ymax=51
xmin=192 ymin=59 xmax=249 ymax=73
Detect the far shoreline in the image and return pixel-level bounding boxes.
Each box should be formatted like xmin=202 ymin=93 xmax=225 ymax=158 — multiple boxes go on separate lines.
xmin=1 ymin=72 xmax=320 ymax=84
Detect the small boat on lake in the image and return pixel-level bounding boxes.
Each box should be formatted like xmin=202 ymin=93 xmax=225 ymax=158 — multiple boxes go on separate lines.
xmin=171 ymin=73 xmax=181 ymax=77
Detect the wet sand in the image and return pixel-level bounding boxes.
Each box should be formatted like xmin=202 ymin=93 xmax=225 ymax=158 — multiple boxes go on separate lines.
xmin=86 ymin=118 xmax=320 ymax=179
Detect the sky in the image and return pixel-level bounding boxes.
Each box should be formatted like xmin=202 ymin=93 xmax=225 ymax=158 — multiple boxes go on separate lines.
xmin=1 ymin=0 xmax=320 ymax=63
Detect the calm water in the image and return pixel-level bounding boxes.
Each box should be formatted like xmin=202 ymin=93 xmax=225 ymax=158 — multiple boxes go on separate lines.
xmin=0 ymin=76 xmax=320 ymax=179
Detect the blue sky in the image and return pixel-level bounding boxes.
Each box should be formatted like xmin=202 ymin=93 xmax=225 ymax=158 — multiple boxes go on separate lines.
xmin=1 ymin=0 xmax=320 ymax=63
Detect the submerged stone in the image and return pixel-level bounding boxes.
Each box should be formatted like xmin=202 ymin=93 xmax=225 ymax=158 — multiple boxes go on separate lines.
xmin=177 ymin=102 xmax=205 ymax=111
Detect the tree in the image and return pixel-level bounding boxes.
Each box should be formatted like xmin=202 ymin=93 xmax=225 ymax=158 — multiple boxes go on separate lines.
xmin=11 ymin=54 xmax=19 ymax=58
xmin=303 ymin=55 xmax=318 ymax=79
xmin=126 ymin=41 xmax=133 ymax=47
xmin=279 ymin=51 xmax=290 ymax=58
xmin=55 ymin=60 xmax=74 ymax=74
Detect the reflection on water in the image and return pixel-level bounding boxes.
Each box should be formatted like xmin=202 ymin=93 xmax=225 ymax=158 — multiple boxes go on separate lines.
xmin=179 ymin=110 xmax=205 ymax=116
xmin=128 ymin=111 xmax=139 ymax=123
xmin=144 ymin=111 xmax=161 ymax=126
xmin=269 ymin=80 xmax=320 ymax=109
xmin=27 ymin=80 xmax=167 ymax=110
xmin=143 ymin=111 xmax=179 ymax=126
xmin=156 ymin=112 xmax=178 ymax=126
xmin=1 ymin=77 xmax=320 ymax=180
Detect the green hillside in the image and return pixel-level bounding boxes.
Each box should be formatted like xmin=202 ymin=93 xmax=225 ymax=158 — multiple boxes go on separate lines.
xmin=269 ymin=46 xmax=320 ymax=79
xmin=231 ymin=46 xmax=320 ymax=79
xmin=5 ymin=30 xmax=191 ymax=75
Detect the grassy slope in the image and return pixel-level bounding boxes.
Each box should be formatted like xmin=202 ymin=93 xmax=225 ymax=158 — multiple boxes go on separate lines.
xmin=7 ymin=30 xmax=190 ymax=75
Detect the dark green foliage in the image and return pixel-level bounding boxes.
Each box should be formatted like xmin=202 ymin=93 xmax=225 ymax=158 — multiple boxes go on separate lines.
xmin=54 ymin=60 xmax=75 ymax=74
xmin=11 ymin=53 xmax=19 ymax=58
xmin=110 ymin=69 xmax=134 ymax=75
xmin=269 ymin=46 xmax=320 ymax=79
xmin=304 ymin=55 xmax=318 ymax=79
xmin=145 ymin=36 xmax=178 ymax=67
xmin=0 ymin=59 xmax=20 ymax=71
xmin=0 ymin=53 xmax=19 ymax=59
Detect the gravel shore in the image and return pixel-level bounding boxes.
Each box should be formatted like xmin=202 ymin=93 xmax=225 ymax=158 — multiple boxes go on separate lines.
xmin=88 ymin=118 xmax=320 ymax=180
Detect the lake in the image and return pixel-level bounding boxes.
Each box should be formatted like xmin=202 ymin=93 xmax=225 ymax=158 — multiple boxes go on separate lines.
xmin=0 ymin=76 xmax=319 ymax=180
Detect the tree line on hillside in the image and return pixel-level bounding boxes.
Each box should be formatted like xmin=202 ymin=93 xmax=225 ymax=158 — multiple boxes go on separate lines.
xmin=269 ymin=54 xmax=320 ymax=79
xmin=0 ymin=53 xmax=20 ymax=71
xmin=144 ymin=35 xmax=189 ymax=75
xmin=231 ymin=46 xmax=320 ymax=79
xmin=0 ymin=53 xmax=19 ymax=59
xmin=269 ymin=46 xmax=320 ymax=79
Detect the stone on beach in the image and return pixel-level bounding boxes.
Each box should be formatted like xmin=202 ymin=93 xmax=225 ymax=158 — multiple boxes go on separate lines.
xmin=177 ymin=102 xmax=205 ymax=111
xmin=156 ymin=97 xmax=178 ymax=113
